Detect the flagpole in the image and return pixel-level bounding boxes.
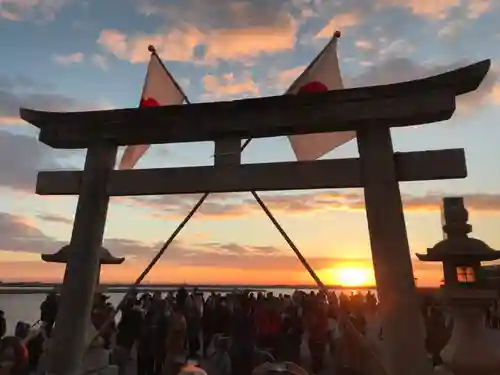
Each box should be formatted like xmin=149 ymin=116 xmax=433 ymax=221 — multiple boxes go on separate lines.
xmin=147 ymin=45 xmax=192 ymax=105
xmin=241 ymin=30 xmax=342 ymax=152
xmin=287 ymin=30 xmax=341 ymax=93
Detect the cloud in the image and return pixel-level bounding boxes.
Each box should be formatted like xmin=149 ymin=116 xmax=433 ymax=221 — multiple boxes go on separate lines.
xmin=0 ymin=74 xmax=112 ymax=125
xmin=348 ymin=58 xmax=498 ymax=114
xmin=52 ymin=52 xmax=108 ymax=70
xmin=202 ymin=72 xmax=259 ymax=100
xmin=0 ymin=209 xmax=446 ymax=285
xmin=0 ymin=76 xmax=94 ymax=191
xmin=0 ymin=0 xmax=67 ymax=21
xmin=0 ymin=131 xmax=63 ymax=192
xmin=137 ymin=0 xmax=298 ymax=32
xmin=382 ymin=0 xmax=461 ymax=20
xmin=0 ymin=211 xmax=153 ymax=258
xmin=97 ymin=28 xmax=201 ymax=64
xmin=355 ymin=40 xmax=374 ymax=50
xmin=311 ymin=0 xmax=495 ymax=44
xmin=269 ymin=65 xmax=306 ymax=90
xmin=0 ymin=210 xmax=443 ymax=274
xmin=36 ymin=214 xmax=73 ymax=225
xmin=98 ymin=22 xmax=297 ymax=65
xmin=438 ymin=20 xmax=464 ymax=39
xmin=90 ymin=54 xmax=109 ymax=70
xmin=267 ymin=57 xmax=497 ymax=113
xmin=436 ymin=0 xmax=496 ymax=39
xmin=491 ymin=84 xmax=500 ymax=104
xmin=372 ymin=0 xmax=492 ymax=20
xmin=466 ymin=0 xmax=492 ymax=18
xmin=98 ymin=0 xmax=298 ymax=64
xmin=52 ymin=52 xmax=84 ymax=66
xmin=0 ymin=210 xmax=291 ymax=265
xmin=316 ymin=12 xmax=362 ymax=38
xmin=128 ymin=191 xmax=500 ymax=220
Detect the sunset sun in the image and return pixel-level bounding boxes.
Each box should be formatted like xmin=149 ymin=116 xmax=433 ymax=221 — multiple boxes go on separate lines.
xmin=337 ymin=268 xmax=369 ymax=286
xmin=325 ymin=264 xmax=375 ymax=287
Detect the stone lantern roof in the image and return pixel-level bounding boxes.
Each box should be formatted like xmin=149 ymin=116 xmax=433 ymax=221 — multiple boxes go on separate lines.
xmin=42 ymin=244 xmax=125 ymax=264
xmin=416 ymin=237 xmax=500 ymax=262
xmin=416 ymin=197 xmax=500 ymax=263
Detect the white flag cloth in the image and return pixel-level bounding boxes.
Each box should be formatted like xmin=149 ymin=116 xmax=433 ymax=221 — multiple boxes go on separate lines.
xmin=287 ymin=36 xmax=355 ymax=161
xmin=118 ymin=53 xmax=185 ymax=170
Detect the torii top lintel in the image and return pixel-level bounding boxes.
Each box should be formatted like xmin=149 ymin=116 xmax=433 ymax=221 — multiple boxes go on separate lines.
xmin=20 ymin=60 xmax=490 ymax=150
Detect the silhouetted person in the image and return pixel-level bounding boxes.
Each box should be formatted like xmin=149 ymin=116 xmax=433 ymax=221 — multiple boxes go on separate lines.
xmin=0 ymin=311 xmax=6 ymax=338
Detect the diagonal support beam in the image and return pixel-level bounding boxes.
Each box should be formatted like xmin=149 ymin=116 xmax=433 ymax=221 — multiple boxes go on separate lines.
xmin=36 ymin=149 xmax=466 ymax=196
xmin=251 ymin=191 xmax=327 ymax=292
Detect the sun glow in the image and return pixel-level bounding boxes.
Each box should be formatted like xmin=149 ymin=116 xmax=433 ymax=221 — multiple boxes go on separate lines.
xmin=326 ymin=264 xmax=375 ymax=287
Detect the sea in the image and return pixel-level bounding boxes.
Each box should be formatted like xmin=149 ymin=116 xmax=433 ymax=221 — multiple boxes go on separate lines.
xmin=0 ymin=285 xmax=376 ymax=335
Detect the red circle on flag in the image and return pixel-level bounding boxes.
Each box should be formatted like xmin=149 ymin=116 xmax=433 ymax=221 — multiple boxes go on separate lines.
xmin=140 ymin=97 xmax=160 ymax=107
xmin=298 ymin=81 xmax=328 ymax=94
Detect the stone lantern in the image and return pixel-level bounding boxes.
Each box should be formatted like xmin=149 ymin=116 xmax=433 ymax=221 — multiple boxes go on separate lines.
xmin=42 ymin=245 xmax=123 ymax=375
xmin=42 ymin=244 xmax=124 ymax=285
xmin=42 ymin=244 xmax=124 ymax=265
xmin=416 ymin=197 xmax=500 ymax=375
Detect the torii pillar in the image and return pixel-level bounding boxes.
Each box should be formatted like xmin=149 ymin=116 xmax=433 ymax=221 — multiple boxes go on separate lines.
xmin=44 ymin=141 xmax=121 ymax=375
xmin=357 ymin=126 xmax=433 ymax=375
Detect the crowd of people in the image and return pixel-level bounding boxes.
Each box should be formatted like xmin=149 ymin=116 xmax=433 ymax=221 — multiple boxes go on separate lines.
xmin=0 ymin=287 xmax=491 ymax=375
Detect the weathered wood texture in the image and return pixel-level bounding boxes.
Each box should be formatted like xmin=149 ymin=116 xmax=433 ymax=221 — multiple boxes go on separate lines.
xmin=25 ymin=90 xmax=454 ymax=149
xmin=47 ymin=141 xmax=117 ymax=375
xmin=19 ymin=60 xmax=490 ymax=149
xmin=36 ymin=148 xmax=466 ymax=196
xmin=214 ymin=139 xmax=241 ymax=166
xmin=357 ymin=125 xmax=433 ymax=375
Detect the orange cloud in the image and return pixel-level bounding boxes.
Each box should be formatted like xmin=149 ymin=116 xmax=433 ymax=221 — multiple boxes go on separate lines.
xmin=491 ymin=84 xmax=500 ymax=105
xmin=202 ymin=72 xmax=259 ymax=99
xmin=0 ymin=206 xmax=448 ymax=286
xmin=130 ymin=191 xmax=500 ymax=221
xmin=200 ymin=21 xmax=297 ymax=63
xmin=0 ymin=116 xmax=24 ymax=125
xmin=382 ymin=0 xmax=492 ymax=20
xmin=98 ymin=19 xmax=297 ymax=64
xmin=97 ymin=28 xmax=200 ymax=64
xmin=382 ymin=0 xmax=461 ymax=19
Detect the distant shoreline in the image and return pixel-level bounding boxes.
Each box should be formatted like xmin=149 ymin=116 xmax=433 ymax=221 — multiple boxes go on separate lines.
xmin=0 ymin=282 xmax=438 ymax=295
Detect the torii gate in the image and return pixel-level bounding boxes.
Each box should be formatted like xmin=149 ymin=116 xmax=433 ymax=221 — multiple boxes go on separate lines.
xmin=21 ymin=58 xmax=490 ymax=375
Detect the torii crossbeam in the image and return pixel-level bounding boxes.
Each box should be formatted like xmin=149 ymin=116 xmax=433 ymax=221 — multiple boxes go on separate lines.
xmin=20 ymin=58 xmax=490 ymax=375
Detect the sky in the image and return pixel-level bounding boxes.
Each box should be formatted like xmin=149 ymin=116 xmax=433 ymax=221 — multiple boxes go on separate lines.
xmin=0 ymin=0 xmax=500 ymax=287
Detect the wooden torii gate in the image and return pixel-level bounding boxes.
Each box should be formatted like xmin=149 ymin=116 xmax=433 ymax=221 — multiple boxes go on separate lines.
xmin=21 ymin=59 xmax=490 ymax=375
